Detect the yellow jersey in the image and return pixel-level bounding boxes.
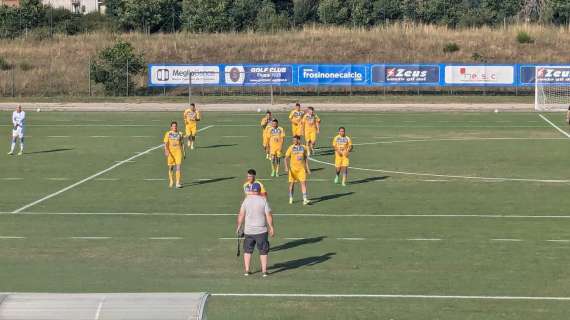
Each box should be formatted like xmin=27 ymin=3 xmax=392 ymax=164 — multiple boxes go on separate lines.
xmin=243 ymin=181 xmax=267 ymax=195
xmin=183 ymin=109 xmax=201 ymax=125
xmin=260 ymin=116 xmax=273 ymax=130
xmin=302 ymin=114 xmax=320 ymax=132
xmin=332 ymin=135 xmax=352 ymax=156
xmin=285 ymin=144 xmax=308 ymax=170
xmin=289 ymin=110 xmax=305 ymax=125
xmin=268 ymin=126 xmax=286 ymax=148
xmin=163 ymin=130 xmax=183 ymax=152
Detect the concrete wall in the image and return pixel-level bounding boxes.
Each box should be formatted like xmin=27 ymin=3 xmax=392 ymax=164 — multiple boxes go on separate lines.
xmin=42 ymin=0 xmax=102 ymax=14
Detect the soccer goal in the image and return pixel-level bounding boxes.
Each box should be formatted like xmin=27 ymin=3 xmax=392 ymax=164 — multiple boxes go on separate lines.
xmin=535 ymin=66 xmax=570 ymax=112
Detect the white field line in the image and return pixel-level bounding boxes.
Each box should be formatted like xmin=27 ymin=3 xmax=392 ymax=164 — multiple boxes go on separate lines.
xmin=0 ymin=178 xmax=23 ymax=180
xmin=149 ymin=237 xmax=183 ymax=240
xmin=114 ymin=160 xmax=136 ymax=163
xmin=538 ymin=114 xmax=570 ymax=138
xmin=546 ymin=240 xmax=570 ymax=243
xmin=421 ymin=179 xmax=449 ymax=182
xmin=70 ymin=237 xmax=111 ymax=240
xmin=309 ymin=157 xmax=570 ymax=183
xmin=10 ymin=212 xmax=570 ymax=219
xmin=491 ymin=239 xmax=522 ymax=242
xmin=130 ymin=135 xmax=152 ymax=138
xmin=284 ymin=237 xmax=307 ymax=240
xmin=94 ymin=299 xmax=104 ymax=320
xmin=219 ymin=237 xmax=240 ymax=240
xmin=94 ymin=178 xmax=119 ymax=181
xmin=407 ymin=238 xmax=442 ymax=241
xmin=352 ymin=137 xmax=566 ymax=147
xmin=337 ymin=238 xmax=365 ymax=241
xmin=0 ymin=236 xmax=26 ymax=239
xmin=89 ymin=136 xmax=111 ymax=138
xmin=10 ymin=125 xmax=214 ymax=213
xmin=210 ymin=293 xmax=570 ymax=301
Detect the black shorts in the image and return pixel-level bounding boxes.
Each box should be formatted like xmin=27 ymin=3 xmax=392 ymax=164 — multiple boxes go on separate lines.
xmin=243 ymin=232 xmax=270 ymax=255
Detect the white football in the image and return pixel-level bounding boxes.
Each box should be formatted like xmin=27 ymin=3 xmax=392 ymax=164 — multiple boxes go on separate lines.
xmin=36 ymin=108 xmax=41 ymax=112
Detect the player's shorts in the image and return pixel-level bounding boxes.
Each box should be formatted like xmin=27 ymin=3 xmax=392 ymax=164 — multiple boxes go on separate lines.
xmin=166 ymin=150 xmax=183 ymax=166
xmin=12 ymin=127 xmax=24 ymax=138
xmin=288 ymin=168 xmax=307 ymax=183
xmin=335 ymin=155 xmax=350 ymax=167
xmin=244 ymin=232 xmax=270 ymax=255
xmin=185 ymin=124 xmax=197 ymax=136
xmin=305 ymin=130 xmax=317 ymax=143
xmin=291 ymin=124 xmax=303 ymax=136
xmin=269 ymin=147 xmax=282 ymax=158
xmin=262 ymin=133 xmax=269 ymax=147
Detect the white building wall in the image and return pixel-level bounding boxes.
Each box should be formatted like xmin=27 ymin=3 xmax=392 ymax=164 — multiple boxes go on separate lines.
xmin=42 ymin=0 xmax=102 ymax=14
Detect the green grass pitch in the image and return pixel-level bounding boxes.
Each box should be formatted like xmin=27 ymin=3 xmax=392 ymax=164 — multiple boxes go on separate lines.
xmin=2 ymin=110 xmax=570 ymax=319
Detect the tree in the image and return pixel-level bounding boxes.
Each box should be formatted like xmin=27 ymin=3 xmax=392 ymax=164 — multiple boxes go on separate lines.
xmin=105 ymin=0 xmax=124 ymax=20
xmin=292 ymin=0 xmax=318 ymax=26
xmin=0 ymin=5 xmax=21 ymax=38
xmin=256 ymin=0 xmax=288 ymax=31
xmin=543 ymin=0 xmax=570 ymax=24
xmin=371 ymin=0 xmax=403 ymax=23
xmin=349 ymin=0 xmax=373 ymax=27
xmin=231 ymin=0 xmax=259 ymax=31
xmin=318 ymin=0 xmax=350 ymax=25
xmin=181 ymin=0 xmax=233 ymax=32
xmin=120 ymin=0 xmax=163 ymax=33
xmin=90 ymin=41 xmax=145 ymax=96
xmin=19 ymin=0 xmax=45 ymax=31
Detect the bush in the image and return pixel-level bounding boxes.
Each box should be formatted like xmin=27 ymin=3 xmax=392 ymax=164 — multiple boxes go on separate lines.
xmin=0 ymin=57 xmax=12 ymax=70
xmin=516 ymin=31 xmax=534 ymax=44
xmin=19 ymin=62 xmax=34 ymax=71
xmin=443 ymin=42 xmax=460 ymax=53
xmin=471 ymin=52 xmax=487 ymax=63
xmin=90 ymin=41 xmax=145 ymax=96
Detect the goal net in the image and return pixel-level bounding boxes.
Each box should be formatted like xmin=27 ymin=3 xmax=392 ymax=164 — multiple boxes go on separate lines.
xmin=535 ymin=66 xmax=570 ymax=111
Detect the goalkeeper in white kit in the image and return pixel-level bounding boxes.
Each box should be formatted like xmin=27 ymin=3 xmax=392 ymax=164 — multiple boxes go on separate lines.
xmin=8 ymin=105 xmax=25 ymax=156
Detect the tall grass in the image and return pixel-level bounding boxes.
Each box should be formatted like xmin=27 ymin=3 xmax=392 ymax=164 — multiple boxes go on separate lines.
xmin=1 ymin=23 xmax=569 ymax=96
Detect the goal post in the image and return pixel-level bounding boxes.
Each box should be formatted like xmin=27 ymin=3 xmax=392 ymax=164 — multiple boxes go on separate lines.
xmin=535 ymin=66 xmax=570 ymax=112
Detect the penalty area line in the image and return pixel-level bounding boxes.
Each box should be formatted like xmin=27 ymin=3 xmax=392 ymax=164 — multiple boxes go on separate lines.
xmin=538 ymin=114 xmax=570 ymax=139
xmin=210 ymin=293 xmax=570 ymax=301
xmin=10 ymin=125 xmax=214 ymax=214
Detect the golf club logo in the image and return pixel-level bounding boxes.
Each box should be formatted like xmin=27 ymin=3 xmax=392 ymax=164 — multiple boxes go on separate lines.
xmin=156 ymin=69 xmax=169 ymax=81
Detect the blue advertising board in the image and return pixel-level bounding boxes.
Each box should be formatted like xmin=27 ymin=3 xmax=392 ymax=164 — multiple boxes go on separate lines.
xmin=222 ymin=64 xmax=293 ymax=86
xmin=297 ymin=64 xmax=368 ymax=86
xmin=519 ymin=65 xmax=570 ymax=86
xmin=148 ymin=63 xmax=570 ymax=88
xmin=371 ymin=64 xmax=440 ymax=85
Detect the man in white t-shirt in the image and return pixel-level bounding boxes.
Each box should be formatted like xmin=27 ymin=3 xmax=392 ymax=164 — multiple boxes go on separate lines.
xmin=8 ymin=105 xmax=25 ymax=156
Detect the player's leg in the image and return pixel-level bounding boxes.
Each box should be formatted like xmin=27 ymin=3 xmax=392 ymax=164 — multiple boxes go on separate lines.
xmin=334 ymin=156 xmax=341 ymax=184
xmin=8 ymin=133 xmax=16 ymax=155
xmin=243 ymin=235 xmax=255 ymax=275
xmin=301 ymin=181 xmax=309 ymax=205
xmin=275 ymin=156 xmax=281 ymax=177
xmin=270 ymin=154 xmax=277 ymax=177
xmin=175 ymin=164 xmax=182 ymax=188
xmin=258 ymin=233 xmax=270 ymax=276
xmin=288 ymin=182 xmax=294 ymax=204
xmin=18 ymin=131 xmax=24 ymax=155
xmin=341 ymin=166 xmax=348 ymax=186
xmin=168 ymin=165 xmax=175 ymax=188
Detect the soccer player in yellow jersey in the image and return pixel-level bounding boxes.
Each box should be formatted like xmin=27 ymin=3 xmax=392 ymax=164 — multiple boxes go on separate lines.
xmin=284 ymin=135 xmax=311 ymax=205
xmin=260 ymin=111 xmax=274 ymax=159
xmin=302 ymin=107 xmax=320 ymax=156
xmin=163 ymin=121 xmax=185 ymax=188
xmin=243 ymin=169 xmax=268 ymax=197
xmin=267 ymin=119 xmax=286 ymax=177
xmin=183 ymin=103 xmax=201 ymax=150
xmin=288 ymin=102 xmax=305 ymax=137
xmin=332 ymin=127 xmax=353 ymax=186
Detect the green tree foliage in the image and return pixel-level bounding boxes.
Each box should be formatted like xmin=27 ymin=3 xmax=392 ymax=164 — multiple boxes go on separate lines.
xmin=181 ymin=0 xmax=233 ymax=32
xmin=545 ymin=0 xmax=570 ymax=25
xmin=256 ymin=0 xmax=289 ymax=31
xmin=231 ymin=0 xmax=259 ymax=31
xmin=90 ymin=41 xmax=145 ymax=96
xmin=318 ymin=0 xmax=350 ymax=24
xmin=292 ymin=0 xmax=319 ymax=26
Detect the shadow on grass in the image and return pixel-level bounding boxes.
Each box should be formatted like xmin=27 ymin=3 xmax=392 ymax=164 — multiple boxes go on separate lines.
xmin=269 ymin=252 xmax=336 ymax=275
xmin=310 ymin=192 xmax=354 ymax=204
xmin=349 ymin=176 xmax=389 ymax=185
xmin=271 ymin=236 xmax=327 ymax=252
xmin=199 ymin=144 xmax=238 ymax=149
xmin=26 ymin=148 xmax=73 ymax=155
xmin=191 ymin=177 xmax=235 ymax=185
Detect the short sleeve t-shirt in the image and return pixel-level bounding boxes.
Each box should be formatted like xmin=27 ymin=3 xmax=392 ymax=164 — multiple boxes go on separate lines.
xmin=241 ymin=195 xmax=271 ymax=235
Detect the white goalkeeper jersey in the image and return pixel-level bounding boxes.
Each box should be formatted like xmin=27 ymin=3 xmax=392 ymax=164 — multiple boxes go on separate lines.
xmin=12 ymin=110 xmax=25 ymax=128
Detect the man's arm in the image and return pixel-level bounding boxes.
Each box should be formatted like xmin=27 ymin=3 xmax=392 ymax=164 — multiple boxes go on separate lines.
xmin=284 ymin=155 xmax=290 ymax=172
xmin=266 ymin=211 xmax=274 ymax=237
xmin=236 ymin=207 xmax=245 ymax=234
xmin=305 ymin=155 xmax=311 ymax=175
